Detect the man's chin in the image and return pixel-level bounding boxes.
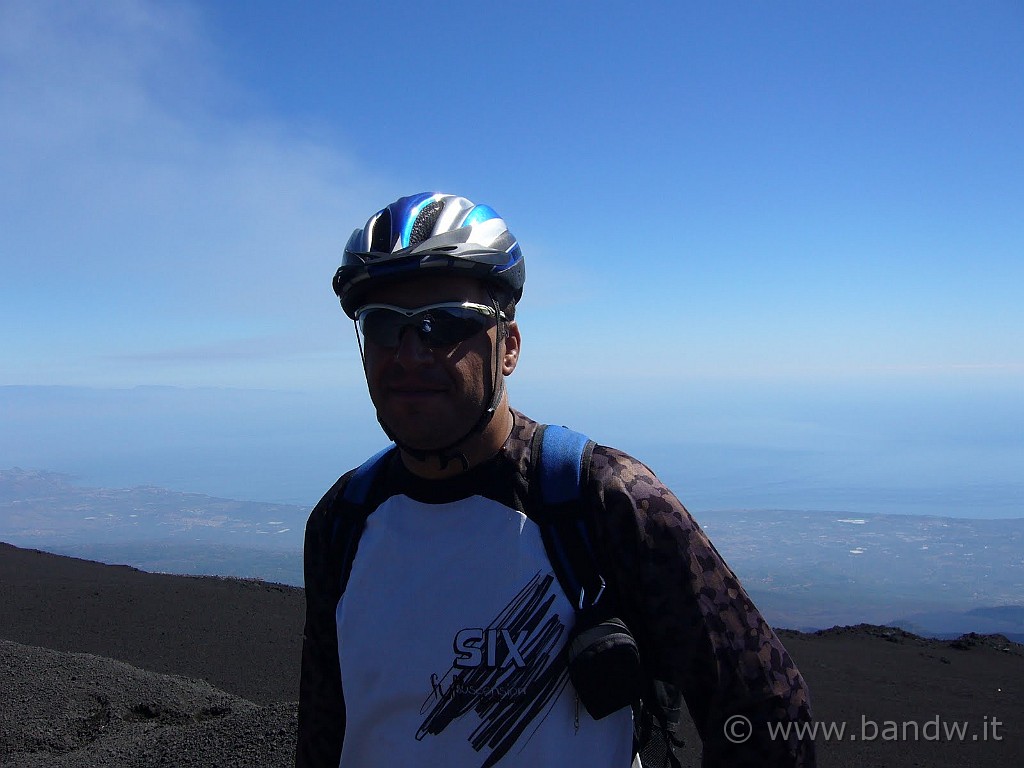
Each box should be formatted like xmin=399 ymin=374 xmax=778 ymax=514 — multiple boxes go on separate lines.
xmin=378 ymin=410 xmax=467 ymax=452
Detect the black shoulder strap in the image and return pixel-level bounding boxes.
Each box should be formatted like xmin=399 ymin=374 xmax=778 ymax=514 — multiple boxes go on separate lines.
xmin=329 ymin=443 xmax=396 ymax=596
xmin=531 ymin=424 xmax=604 ymax=612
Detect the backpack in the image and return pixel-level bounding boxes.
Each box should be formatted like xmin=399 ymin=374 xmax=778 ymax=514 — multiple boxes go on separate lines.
xmin=329 ymin=424 xmax=683 ymax=767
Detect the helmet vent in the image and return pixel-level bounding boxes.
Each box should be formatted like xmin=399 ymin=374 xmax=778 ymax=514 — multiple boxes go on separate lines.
xmin=370 ymin=208 xmax=393 ymax=253
xmin=409 ymin=200 xmax=445 ymax=247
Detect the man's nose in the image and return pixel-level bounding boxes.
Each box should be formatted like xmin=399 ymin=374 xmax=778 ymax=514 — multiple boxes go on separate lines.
xmin=393 ymin=325 xmax=434 ymax=364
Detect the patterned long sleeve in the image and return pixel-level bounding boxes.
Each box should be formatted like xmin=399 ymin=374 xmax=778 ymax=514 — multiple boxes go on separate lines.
xmin=587 ymin=446 xmax=816 ymax=767
xmin=296 ymin=478 xmax=349 ymax=768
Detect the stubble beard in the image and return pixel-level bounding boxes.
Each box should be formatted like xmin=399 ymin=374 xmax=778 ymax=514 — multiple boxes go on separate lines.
xmin=375 ymin=388 xmax=486 ymax=453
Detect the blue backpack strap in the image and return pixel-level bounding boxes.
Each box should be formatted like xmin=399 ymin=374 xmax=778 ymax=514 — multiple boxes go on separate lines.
xmin=532 ymin=424 xmax=603 ymax=612
xmin=539 ymin=425 xmax=591 ymax=504
xmin=329 ymin=443 xmax=396 ymax=595
xmin=342 ymin=443 xmax=396 ymax=504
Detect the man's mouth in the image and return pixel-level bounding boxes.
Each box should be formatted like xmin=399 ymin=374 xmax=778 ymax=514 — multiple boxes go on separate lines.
xmin=386 ymin=383 xmax=448 ymax=398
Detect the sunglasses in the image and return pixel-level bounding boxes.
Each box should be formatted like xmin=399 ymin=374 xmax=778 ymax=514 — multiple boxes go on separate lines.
xmin=354 ymin=301 xmax=506 ymax=349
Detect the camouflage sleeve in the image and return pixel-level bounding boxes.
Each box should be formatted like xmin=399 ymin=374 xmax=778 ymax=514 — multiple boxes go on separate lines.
xmin=296 ymin=482 xmax=347 ymax=768
xmin=587 ymin=447 xmax=816 ymax=768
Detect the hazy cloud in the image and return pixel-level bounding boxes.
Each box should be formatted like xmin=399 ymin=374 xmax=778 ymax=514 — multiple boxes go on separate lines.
xmin=0 ymin=0 xmax=393 ymax=387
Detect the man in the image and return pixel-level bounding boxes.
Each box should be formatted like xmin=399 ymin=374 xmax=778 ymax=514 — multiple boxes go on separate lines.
xmin=297 ymin=192 xmax=815 ymax=767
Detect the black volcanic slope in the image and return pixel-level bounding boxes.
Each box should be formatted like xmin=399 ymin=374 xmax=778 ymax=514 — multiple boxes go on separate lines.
xmin=0 ymin=542 xmax=303 ymax=704
xmin=1 ymin=542 xmax=1022 ymax=767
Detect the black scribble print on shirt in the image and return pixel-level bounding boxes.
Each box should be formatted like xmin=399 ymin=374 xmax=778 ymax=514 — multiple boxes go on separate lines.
xmin=417 ymin=572 xmax=569 ymax=767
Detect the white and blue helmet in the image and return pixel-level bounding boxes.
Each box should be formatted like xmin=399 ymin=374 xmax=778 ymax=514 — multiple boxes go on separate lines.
xmin=333 ymin=192 xmax=525 ymax=318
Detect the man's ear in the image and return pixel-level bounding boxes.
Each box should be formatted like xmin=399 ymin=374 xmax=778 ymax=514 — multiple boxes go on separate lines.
xmin=501 ymin=321 xmax=521 ymax=375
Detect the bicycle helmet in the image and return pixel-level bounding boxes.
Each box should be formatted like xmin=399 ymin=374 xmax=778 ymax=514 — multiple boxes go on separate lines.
xmin=333 ymin=192 xmax=525 ymax=317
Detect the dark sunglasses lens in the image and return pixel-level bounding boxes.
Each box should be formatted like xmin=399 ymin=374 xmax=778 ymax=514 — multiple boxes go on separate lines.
xmin=422 ymin=310 xmax=488 ymax=347
xmin=358 ymin=310 xmax=403 ymax=347
xmin=359 ymin=307 xmax=490 ymax=348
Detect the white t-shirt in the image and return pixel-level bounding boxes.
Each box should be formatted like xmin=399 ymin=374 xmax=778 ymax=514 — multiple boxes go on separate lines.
xmin=336 ymin=493 xmax=633 ymax=767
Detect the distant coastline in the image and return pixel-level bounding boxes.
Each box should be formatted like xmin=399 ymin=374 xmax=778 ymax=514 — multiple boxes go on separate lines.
xmin=3 ymin=467 xmax=1022 ymax=640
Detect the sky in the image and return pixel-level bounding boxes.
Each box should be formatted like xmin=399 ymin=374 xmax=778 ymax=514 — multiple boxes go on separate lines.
xmin=1 ymin=0 xmax=1022 ymax=516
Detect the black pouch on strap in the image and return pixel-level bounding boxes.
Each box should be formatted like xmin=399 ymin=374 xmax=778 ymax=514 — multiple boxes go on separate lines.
xmin=566 ymin=609 xmax=643 ymax=720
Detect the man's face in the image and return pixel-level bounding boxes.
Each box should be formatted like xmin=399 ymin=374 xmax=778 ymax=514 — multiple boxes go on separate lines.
xmin=357 ymin=275 xmax=517 ymax=452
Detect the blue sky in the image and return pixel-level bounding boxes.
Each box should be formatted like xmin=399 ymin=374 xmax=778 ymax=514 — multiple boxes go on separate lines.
xmin=1 ymin=1 xmax=1021 ymax=515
